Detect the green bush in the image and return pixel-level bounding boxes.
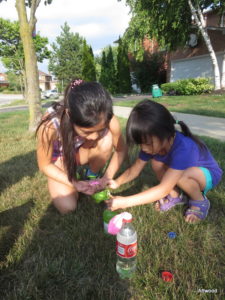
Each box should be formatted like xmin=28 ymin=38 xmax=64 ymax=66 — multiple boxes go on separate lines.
xmin=161 ymin=78 xmax=213 ymax=95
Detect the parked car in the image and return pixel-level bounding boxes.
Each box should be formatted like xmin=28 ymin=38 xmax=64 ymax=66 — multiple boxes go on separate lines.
xmin=42 ymin=89 xmax=59 ymax=99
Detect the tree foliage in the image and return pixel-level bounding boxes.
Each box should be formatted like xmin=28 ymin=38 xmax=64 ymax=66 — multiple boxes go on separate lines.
xmin=48 ymin=22 xmax=84 ymax=86
xmin=0 ymin=0 xmax=53 ymax=131
xmin=106 ymin=46 xmax=117 ymax=93
xmin=116 ymin=37 xmax=132 ymax=94
xmin=121 ymin=0 xmax=192 ymax=53
xmin=99 ymin=51 xmax=108 ymax=88
xmin=120 ymin=0 xmax=225 ymax=51
xmin=131 ymin=52 xmax=166 ymax=92
xmin=82 ymin=41 xmax=96 ymax=81
xmin=0 ymin=17 xmax=50 ymax=91
xmin=99 ymin=46 xmax=117 ymax=94
xmin=6 ymin=70 xmax=22 ymax=91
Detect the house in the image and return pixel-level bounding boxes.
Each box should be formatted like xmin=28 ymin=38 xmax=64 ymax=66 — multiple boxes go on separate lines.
xmin=168 ymin=10 xmax=225 ymax=82
xmin=38 ymin=70 xmax=58 ymax=91
xmin=0 ymin=73 xmax=9 ymax=88
xmin=0 ymin=71 xmax=58 ymax=91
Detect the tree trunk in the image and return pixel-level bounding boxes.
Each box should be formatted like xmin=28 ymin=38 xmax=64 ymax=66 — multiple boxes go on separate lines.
xmin=18 ymin=58 xmax=25 ymax=100
xmin=22 ymin=69 xmax=28 ymax=102
xmin=16 ymin=0 xmax=42 ymax=131
xmin=19 ymin=73 xmax=24 ymax=97
xmin=188 ymin=0 xmax=221 ymax=90
xmin=221 ymin=51 xmax=225 ymax=89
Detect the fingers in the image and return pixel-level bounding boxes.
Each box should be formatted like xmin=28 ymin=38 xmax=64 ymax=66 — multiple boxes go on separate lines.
xmin=105 ymin=199 xmax=113 ymax=210
xmin=108 ymin=179 xmax=120 ymax=189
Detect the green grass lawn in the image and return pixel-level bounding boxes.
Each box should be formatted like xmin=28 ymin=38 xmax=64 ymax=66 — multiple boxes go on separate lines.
xmin=114 ymin=94 xmax=225 ymax=118
xmin=0 ymin=111 xmax=224 ymax=299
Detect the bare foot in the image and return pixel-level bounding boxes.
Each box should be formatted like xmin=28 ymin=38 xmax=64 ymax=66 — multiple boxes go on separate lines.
xmin=154 ymin=201 xmax=161 ymax=211
xmin=154 ymin=198 xmax=169 ymax=211
xmin=185 ymin=206 xmax=201 ymax=223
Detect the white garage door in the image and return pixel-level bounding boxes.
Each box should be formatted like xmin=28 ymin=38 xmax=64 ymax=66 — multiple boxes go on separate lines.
xmin=170 ymin=52 xmax=223 ymax=82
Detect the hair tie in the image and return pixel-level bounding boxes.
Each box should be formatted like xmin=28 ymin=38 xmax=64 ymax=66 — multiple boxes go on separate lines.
xmin=71 ymin=79 xmax=84 ymax=89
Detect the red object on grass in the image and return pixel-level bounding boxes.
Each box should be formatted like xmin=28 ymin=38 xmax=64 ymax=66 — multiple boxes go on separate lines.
xmin=161 ymin=271 xmax=173 ymax=282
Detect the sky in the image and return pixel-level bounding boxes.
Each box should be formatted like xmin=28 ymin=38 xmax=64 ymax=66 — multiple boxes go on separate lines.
xmin=0 ymin=0 xmax=131 ymax=73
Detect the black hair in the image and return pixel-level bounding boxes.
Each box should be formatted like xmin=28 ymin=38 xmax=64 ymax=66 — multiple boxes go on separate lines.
xmin=36 ymin=81 xmax=113 ymax=182
xmin=126 ymin=99 xmax=205 ymax=149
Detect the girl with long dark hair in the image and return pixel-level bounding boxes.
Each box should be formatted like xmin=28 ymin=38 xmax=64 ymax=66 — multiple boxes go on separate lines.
xmin=36 ymin=80 xmax=126 ymax=214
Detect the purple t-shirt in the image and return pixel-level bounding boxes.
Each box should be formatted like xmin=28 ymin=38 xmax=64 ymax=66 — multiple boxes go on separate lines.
xmin=139 ymin=131 xmax=222 ymax=186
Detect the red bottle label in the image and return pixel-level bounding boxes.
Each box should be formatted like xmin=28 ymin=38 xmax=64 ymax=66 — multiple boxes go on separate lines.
xmin=116 ymin=241 xmax=137 ymax=258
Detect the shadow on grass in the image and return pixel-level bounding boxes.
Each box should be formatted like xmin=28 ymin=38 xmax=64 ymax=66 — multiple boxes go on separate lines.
xmin=0 ymin=150 xmax=37 ymax=195
xmin=0 ymin=200 xmax=34 ymax=265
xmin=0 ymin=197 xmax=132 ymax=299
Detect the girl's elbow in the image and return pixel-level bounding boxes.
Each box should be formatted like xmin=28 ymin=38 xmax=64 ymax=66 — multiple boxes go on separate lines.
xmin=38 ymin=162 xmax=50 ymax=174
xmin=38 ymin=164 xmax=45 ymax=173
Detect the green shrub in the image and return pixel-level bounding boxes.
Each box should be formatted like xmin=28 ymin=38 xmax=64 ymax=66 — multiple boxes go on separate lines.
xmin=161 ymin=78 xmax=213 ymax=95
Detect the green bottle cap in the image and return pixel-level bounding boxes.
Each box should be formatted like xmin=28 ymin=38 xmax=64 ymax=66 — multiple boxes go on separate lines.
xmin=92 ymin=189 xmax=110 ymax=203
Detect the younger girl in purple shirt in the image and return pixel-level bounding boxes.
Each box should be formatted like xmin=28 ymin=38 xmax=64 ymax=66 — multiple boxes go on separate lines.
xmin=106 ymin=99 xmax=222 ymax=223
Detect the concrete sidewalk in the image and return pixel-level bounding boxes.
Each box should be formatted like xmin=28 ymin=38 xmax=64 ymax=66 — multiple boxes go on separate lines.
xmin=113 ymin=106 xmax=225 ymax=142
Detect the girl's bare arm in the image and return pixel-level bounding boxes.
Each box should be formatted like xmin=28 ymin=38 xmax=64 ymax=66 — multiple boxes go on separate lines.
xmin=36 ymin=123 xmax=74 ymax=188
xmin=115 ymin=158 xmax=147 ymax=186
xmin=103 ymin=116 xmax=127 ymax=179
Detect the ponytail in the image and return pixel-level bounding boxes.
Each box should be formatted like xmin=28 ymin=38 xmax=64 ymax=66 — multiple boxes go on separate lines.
xmin=176 ymin=120 xmax=206 ymax=149
xmin=60 ymin=109 xmax=77 ymax=182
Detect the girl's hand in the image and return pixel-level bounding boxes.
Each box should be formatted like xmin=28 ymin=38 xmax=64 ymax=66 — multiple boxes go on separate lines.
xmin=73 ymin=180 xmax=97 ymax=195
xmin=107 ymin=179 xmax=120 ymax=190
xmin=89 ymin=177 xmax=109 ymax=191
xmin=73 ymin=177 xmax=109 ymax=195
xmin=105 ymin=195 xmax=128 ymax=211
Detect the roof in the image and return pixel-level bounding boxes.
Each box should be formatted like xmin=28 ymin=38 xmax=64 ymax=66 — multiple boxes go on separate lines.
xmin=38 ymin=70 xmax=51 ymax=76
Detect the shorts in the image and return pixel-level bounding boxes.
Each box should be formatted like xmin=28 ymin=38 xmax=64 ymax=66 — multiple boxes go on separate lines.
xmin=199 ymin=167 xmax=213 ymax=195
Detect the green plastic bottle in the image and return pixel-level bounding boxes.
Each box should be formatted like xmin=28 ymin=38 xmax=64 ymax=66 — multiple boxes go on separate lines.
xmin=92 ymin=189 xmax=111 ymax=204
xmin=103 ymin=209 xmax=118 ymax=234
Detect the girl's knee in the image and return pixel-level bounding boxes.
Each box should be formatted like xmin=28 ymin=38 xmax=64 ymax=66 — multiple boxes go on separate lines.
xmin=151 ymin=160 xmax=167 ymax=180
xmin=52 ymin=194 xmax=78 ymax=215
xmin=178 ymin=167 xmax=206 ymax=189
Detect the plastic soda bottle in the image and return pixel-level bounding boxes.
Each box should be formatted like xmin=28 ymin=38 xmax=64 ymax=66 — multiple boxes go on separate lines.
xmin=103 ymin=209 xmax=118 ymax=234
xmin=116 ymin=212 xmax=137 ymax=279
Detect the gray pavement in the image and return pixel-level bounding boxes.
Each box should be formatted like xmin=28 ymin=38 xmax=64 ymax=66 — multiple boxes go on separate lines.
xmin=113 ymin=106 xmax=225 ymax=142
xmin=0 ymin=94 xmax=23 ymax=106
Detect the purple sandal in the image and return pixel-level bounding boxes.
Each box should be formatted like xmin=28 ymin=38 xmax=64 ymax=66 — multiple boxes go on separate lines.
xmin=159 ymin=194 xmax=187 ymax=212
xmin=185 ymin=195 xmax=210 ymax=220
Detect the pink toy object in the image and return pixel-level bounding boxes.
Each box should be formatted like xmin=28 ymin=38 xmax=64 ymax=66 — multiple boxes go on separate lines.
xmin=89 ymin=180 xmax=100 ymax=186
xmin=108 ymin=212 xmax=131 ymax=235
